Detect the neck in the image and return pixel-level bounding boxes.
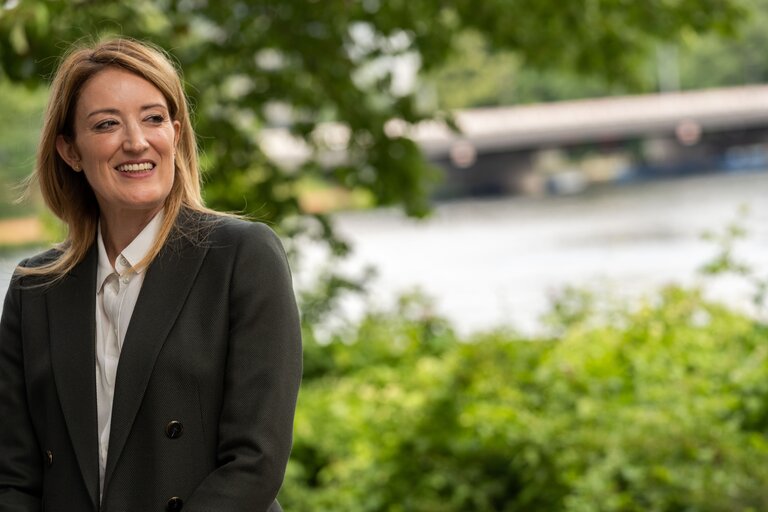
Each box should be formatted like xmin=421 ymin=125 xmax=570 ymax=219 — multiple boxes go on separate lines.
xmin=99 ymin=207 xmax=161 ymax=267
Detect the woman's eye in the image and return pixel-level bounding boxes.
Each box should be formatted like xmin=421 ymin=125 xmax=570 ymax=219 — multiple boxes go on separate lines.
xmin=146 ymin=114 xmax=165 ymax=123
xmin=94 ymin=119 xmax=118 ymax=130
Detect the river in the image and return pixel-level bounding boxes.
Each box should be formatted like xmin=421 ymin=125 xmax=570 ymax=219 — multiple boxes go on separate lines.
xmin=317 ymin=170 xmax=768 ymax=335
xmin=2 ymin=170 xmax=767 ymax=335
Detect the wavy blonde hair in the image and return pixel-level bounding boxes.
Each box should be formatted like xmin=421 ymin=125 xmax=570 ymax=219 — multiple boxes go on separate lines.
xmin=21 ymin=37 xmax=216 ymax=278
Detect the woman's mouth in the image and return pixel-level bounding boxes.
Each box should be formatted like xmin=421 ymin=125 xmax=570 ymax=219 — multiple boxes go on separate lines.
xmin=116 ymin=162 xmax=155 ymax=173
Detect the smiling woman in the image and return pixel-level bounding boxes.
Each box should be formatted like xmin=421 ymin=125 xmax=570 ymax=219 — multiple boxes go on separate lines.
xmin=55 ymin=67 xmax=180 ymax=265
xmin=0 ymin=38 xmax=301 ymax=512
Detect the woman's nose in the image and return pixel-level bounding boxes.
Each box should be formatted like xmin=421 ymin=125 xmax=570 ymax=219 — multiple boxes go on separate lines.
xmin=122 ymin=123 xmax=150 ymax=153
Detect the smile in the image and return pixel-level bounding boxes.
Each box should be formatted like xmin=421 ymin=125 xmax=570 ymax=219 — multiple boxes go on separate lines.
xmin=116 ymin=162 xmax=155 ymax=173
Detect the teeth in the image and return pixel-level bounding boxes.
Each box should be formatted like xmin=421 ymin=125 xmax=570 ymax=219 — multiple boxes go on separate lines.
xmin=117 ymin=162 xmax=154 ymax=172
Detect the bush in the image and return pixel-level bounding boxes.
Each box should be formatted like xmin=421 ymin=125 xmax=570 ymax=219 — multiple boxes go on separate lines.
xmin=280 ymin=286 xmax=768 ymax=511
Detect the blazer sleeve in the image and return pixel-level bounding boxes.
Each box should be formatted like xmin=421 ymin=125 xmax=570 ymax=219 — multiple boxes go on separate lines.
xmin=0 ymin=270 xmax=43 ymax=512
xmin=185 ymin=222 xmax=302 ymax=512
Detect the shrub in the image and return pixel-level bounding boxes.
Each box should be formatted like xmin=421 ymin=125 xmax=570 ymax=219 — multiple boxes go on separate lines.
xmin=281 ymin=285 xmax=768 ymax=511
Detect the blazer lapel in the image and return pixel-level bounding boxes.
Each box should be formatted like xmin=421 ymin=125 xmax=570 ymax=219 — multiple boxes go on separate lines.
xmin=103 ymin=232 xmax=208 ymax=487
xmin=48 ymin=244 xmax=100 ymax=510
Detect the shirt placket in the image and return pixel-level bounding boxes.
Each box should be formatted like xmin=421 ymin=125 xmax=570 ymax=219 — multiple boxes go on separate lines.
xmin=102 ymin=274 xmax=122 ymax=388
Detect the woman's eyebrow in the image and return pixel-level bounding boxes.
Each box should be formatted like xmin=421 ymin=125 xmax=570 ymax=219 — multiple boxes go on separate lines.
xmin=87 ymin=108 xmax=120 ymax=118
xmin=141 ymin=103 xmax=168 ymax=111
xmin=86 ymin=104 xmax=168 ymax=118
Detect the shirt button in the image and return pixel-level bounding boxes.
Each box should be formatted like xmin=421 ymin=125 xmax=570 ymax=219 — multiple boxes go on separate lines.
xmin=121 ymin=276 xmax=129 ymax=284
xmin=165 ymin=420 xmax=184 ymax=439
xmin=119 ymin=256 xmax=129 ymax=267
xmin=45 ymin=450 xmax=53 ymax=467
xmin=166 ymin=496 xmax=184 ymax=511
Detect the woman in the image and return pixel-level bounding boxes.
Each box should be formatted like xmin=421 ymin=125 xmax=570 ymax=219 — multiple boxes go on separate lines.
xmin=0 ymin=38 xmax=302 ymax=512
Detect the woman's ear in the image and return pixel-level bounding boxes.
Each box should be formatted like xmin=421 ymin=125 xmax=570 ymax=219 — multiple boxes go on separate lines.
xmin=55 ymin=134 xmax=83 ymax=172
xmin=173 ymin=120 xmax=181 ymax=149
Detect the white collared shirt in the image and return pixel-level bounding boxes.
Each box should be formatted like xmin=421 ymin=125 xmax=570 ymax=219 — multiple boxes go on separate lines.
xmin=94 ymin=210 xmax=164 ymax=498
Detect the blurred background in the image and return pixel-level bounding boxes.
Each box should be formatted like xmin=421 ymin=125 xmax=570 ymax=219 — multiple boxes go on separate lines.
xmin=1 ymin=1 xmax=768 ymax=509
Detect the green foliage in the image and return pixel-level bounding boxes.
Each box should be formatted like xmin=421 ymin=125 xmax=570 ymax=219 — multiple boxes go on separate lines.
xmin=429 ymin=32 xmax=644 ymax=109
xmin=700 ymin=214 xmax=751 ymax=276
xmin=284 ymin=286 xmax=768 ymax=511
xmin=0 ymin=80 xmax=46 ymax=218
xmin=678 ymin=0 xmax=768 ymax=89
xmin=429 ymin=0 xmax=768 ymax=108
xmin=699 ymin=207 xmax=768 ymax=316
xmin=0 ymin=0 xmax=744 ymax=239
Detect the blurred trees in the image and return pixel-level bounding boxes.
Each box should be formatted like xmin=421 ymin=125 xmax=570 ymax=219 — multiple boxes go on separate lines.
xmin=678 ymin=0 xmax=768 ymax=89
xmin=429 ymin=32 xmax=638 ymax=109
xmin=431 ymin=0 xmax=768 ymax=109
xmin=0 ymin=80 xmax=44 ymax=217
xmin=0 ymin=0 xmax=746 ymax=248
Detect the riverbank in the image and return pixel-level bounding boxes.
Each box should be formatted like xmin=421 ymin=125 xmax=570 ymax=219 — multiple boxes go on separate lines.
xmin=0 ymin=216 xmax=44 ymax=247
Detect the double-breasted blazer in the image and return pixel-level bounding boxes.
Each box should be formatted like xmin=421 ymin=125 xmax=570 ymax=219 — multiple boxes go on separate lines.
xmin=0 ymin=210 xmax=302 ymax=512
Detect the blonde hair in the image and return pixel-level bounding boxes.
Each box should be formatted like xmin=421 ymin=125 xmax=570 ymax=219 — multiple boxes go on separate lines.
xmin=22 ymin=37 xmax=217 ymax=278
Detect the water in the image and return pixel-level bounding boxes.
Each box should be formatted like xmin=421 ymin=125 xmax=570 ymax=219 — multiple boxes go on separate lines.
xmin=321 ymin=171 xmax=768 ymax=334
xmin=2 ymin=171 xmax=767 ymax=334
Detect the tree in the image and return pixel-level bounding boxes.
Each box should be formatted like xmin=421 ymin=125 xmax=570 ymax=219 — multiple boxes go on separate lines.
xmin=677 ymin=0 xmax=768 ymax=89
xmin=0 ymin=80 xmax=45 ymax=217
xmin=429 ymin=0 xmax=768 ymax=109
xmin=428 ymin=32 xmax=640 ymax=110
xmin=0 ymin=0 xmax=745 ymax=254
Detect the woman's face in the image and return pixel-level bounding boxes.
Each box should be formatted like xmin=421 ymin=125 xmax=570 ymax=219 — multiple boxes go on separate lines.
xmin=56 ymin=67 xmax=180 ymax=220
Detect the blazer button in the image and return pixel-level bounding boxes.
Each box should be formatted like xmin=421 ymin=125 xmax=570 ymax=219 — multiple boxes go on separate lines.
xmin=45 ymin=450 xmax=53 ymax=467
xmin=167 ymin=496 xmax=184 ymax=511
xmin=165 ymin=420 xmax=184 ymax=439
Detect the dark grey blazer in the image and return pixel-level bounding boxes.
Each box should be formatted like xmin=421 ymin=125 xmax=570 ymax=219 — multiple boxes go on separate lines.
xmin=0 ymin=211 xmax=302 ymax=512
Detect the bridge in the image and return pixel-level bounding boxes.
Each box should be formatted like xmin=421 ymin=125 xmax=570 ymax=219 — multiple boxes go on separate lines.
xmin=261 ymin=85 xmax=768 ymax=197
xmin=412 ymin=85 xmax=768 ymax=196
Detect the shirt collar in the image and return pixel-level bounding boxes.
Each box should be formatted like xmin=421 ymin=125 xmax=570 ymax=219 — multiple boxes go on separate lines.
xmin=96 ymin=210 xmax=165 ymax=292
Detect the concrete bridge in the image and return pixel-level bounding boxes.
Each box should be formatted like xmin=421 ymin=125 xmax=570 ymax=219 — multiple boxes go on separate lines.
xmin=261 ymin=85 xmax=768 ymax=197
xmin=413 ymin=85 xmax=768 ymax=197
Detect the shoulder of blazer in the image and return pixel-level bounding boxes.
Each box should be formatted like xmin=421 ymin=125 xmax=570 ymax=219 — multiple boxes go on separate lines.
xmin=10 ymin=246 xmax=78 ymax=292
xmin=172 ymin=209 xmax=283 ymax=255
xmin=12 ymin=247 xmax=63 ymax=284
xmin=17 ymin=247 xmax=62 ymax=269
